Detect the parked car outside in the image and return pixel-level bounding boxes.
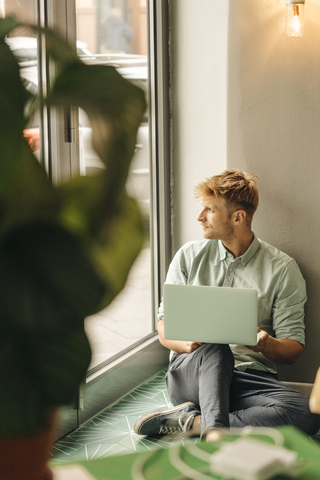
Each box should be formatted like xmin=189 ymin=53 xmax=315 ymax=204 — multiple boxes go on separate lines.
xmin=5 ymin=36 xmax=93 ymax=62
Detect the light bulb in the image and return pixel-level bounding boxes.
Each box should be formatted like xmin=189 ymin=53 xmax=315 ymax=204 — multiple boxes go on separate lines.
xmin=286 ymin=0 xmax=305 ymax=37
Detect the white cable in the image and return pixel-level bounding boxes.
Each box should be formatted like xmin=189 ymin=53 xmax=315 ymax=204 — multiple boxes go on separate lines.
xmin=168 ymin=444 xmax=218 ymax=480
xmin=131 ymin=427 xmax=286 ymax=480
xmin=184 ymin=426 xmax=284 ymax=462
xmin=131 ymin=450 xmax=156 ymax=480
xmin=236 ymin=426 xmax=285 ymax=446
xmin=184 ymin=444 xmax=212 ymax=463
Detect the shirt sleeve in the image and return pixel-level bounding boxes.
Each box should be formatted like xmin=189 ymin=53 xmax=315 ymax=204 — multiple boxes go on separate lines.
xmin=272 ymin=260 xmax=307 ymax=345
xmin=157 ymin=245 xmax=189 ymax=320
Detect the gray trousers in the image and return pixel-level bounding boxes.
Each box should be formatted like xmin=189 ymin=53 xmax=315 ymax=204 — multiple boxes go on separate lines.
xmin=166 ymin=343 xmax=320 ymax=436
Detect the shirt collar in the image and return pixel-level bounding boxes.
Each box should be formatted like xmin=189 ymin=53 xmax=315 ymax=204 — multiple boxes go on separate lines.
xmin=218 ymin=233 xmax=260 ymax=266
xmin=218 ymin=240 xmax=229 ymax=260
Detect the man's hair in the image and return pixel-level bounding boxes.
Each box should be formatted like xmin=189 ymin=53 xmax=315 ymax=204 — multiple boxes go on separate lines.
xmin=194 ymin=170 xmax=259 ymax=220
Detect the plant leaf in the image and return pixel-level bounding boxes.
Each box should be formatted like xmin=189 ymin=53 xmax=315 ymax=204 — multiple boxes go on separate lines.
xmin=35 ymin=25 xmax=80 ymax=68
xmin=0 ymin=16 xmax=19 ymax=38
xmin=0 ymin=326 xmax=91 ymax=436
xmin=0 ymin=38 xmax=30 ymax=176
xmin=28 ymin=326 xmax=91 ymax=406
xmin=88 ymin=195 xmax=145 ymax=310
xmin=0 ymin=18 xmax=146 ymax=436
xmin=49 ymin=61 xmax=146 ymax=236
xmin=0 ymin=31 xmax=59 ymax=239
xmin=0 ymin=222 xmax=105 ymax=335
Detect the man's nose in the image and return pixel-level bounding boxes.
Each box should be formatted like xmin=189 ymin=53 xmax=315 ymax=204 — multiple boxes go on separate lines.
xmin=197 ymin=209 xmax=205 ymax=222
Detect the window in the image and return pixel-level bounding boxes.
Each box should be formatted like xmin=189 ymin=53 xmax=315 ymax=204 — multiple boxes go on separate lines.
xmin=3 ymin=0 xmax=170 ymax=437
xmin=75 ymin=0 xmax=154 ymax=372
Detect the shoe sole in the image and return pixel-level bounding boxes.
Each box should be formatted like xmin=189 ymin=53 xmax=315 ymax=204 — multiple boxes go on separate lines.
xmin=133 ymin=401 xmax=197 ymax=435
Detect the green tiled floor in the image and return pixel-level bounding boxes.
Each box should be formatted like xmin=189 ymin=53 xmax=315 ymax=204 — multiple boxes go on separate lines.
xmin=51 ymin=368 xmax=320 ymax=465
xmin=51 ymin=369 xmax=197 ymax=464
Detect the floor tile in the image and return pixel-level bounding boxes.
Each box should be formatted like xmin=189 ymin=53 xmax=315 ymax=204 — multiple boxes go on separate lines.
xmin=52 ymin=367 xmax=320 ymax=465
xmin=51 ymin=368 xmax=184 ymax=464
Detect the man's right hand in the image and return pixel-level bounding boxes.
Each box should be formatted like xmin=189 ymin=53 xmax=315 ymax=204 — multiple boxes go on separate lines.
xmin=158 ymin=319 xmax=206 ymax=354
xmin=185 ymin=341 xmax=205 ymax=353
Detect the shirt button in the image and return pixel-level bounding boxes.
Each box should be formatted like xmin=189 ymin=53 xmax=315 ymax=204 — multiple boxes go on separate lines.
xmin=229 ymin=268 xmax=233 ymax=272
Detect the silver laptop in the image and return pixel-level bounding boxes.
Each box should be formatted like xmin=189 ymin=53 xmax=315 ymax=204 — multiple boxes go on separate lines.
xmin=163 ymin=284 xmax=258 ymax=346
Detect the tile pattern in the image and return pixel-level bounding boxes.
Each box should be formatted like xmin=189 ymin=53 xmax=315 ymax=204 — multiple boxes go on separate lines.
xmin=51 ymin=369 xmax=198 ymax=464
xmin=51 ymin=368 xmax=320 ymax=465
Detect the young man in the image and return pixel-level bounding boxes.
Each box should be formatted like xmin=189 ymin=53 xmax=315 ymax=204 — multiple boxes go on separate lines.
xmin=134 ymin=170 xmax=320 ymax=439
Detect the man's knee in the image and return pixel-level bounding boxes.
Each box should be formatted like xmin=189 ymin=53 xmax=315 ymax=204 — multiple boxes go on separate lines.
xmin=299 ymin=411 xmax=320 ymax=436
xmin=166 ymin=343 xmax=234 ymax=406
xmin=169 ymin=343 xmax=234 ymax=370
xmin=197 ymin=343 xmax=234 ymax=369
xmin=283 ymin=401 xmax=320 ymax=436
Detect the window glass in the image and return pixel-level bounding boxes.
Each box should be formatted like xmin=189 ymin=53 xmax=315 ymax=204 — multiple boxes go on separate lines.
xmin=75 ymin=0 xmax=153 ymax=371
xmin=2 ymin=0 xmax=154 ymax=373
xmin=2 ymin=1 xmax=40 ymax=161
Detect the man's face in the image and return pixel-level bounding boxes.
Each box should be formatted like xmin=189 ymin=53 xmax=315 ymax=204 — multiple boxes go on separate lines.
xmin=197 ymin=195 xmax=235 ymax=242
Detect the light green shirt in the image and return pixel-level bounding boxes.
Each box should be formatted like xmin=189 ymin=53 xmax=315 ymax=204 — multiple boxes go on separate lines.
xmin=158 ymin=235 xmax=307 ymax=375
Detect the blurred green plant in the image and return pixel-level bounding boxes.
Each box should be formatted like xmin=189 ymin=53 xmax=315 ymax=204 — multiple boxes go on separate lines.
xmin=0 ymin=17 xmax=146 ymax=436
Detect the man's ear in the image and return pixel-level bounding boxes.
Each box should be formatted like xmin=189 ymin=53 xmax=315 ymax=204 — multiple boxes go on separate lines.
xmin=234 ymin=210 xmax=246 ymax=225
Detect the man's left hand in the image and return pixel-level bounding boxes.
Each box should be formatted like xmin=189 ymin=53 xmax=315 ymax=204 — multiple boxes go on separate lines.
xmin=245 ymin=328 xmax=303 ymax=364
xmin=246 ymin=328 xmax=269 ymax=353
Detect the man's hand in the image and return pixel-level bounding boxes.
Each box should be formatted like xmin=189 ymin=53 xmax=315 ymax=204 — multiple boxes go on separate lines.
xmin=246 ymin=328 xmax=303 ymax=364
xmin=158 ymin=319 xmax=206 ymax=354
xmin=246 ymin=328 xmax=269 ymax=353
xmin=185 ymin=341 xmax=205 ymax=353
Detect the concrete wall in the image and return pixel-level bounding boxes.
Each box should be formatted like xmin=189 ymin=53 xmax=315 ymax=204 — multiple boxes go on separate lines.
xmin=170 ymin=0 xmax=320 ymax=383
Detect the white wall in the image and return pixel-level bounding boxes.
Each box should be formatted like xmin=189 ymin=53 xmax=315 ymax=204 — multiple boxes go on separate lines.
xmin=169 ymin=0 xmax=229 ymax=251
xmin=170 ymin=0 xmax=320 ymax=383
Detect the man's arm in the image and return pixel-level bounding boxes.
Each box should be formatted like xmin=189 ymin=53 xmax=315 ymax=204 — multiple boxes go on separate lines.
xmin=246 ymin=259 xmax=306 ymax=365
xmin=158 ymin=319 xmax=204 ymax=354
xmin=247 ymin=328 xmax=303 ymax=364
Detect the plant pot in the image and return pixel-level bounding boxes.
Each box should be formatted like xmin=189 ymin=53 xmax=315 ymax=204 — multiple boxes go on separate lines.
xmin=0 ymin=410 xmax=57 ymax=480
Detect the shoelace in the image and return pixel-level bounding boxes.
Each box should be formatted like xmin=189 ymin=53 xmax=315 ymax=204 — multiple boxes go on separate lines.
xmin=159 ymin=424 xmax=182 ymax=435
xmin=159 ymin=413 xmax=196 ymax=435
xmin=179 ymin=413 xmax=196 ymax=432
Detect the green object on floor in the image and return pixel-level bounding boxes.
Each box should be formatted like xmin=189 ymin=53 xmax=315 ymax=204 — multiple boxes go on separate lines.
xmin=52 ymin=426 xmax=320 ymax=480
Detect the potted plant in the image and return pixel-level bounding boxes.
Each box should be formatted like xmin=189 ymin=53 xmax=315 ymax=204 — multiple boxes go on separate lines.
xmin=0 ymin=16 xmax=146 ymax=480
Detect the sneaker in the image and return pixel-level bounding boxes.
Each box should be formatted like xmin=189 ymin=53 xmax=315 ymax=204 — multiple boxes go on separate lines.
xmin=133 ymin=402 xmax=200 ymax=436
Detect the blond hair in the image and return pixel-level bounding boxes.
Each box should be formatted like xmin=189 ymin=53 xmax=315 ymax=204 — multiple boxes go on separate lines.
xmin=194 ymin=170 xmax=259 ymax=220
